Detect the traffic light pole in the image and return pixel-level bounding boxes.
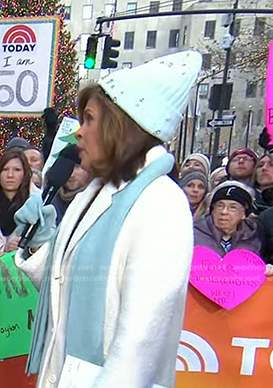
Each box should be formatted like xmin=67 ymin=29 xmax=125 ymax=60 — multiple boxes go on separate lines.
xmin=211 ymin=0 xmax=238 ymax=170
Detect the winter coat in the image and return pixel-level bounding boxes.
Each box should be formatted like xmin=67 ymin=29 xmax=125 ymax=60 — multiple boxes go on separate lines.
xmin=194 ymin=214 xmax=262 ymax=257
xmin=258 ymin=207 xmax=273 ymax=264
xmin=15 ymin=145 xmax=193 ymax=388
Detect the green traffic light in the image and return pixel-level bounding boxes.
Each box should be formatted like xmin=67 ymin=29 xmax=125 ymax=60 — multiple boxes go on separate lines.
xmin=84 ymin=57 xmax=95 ymax=69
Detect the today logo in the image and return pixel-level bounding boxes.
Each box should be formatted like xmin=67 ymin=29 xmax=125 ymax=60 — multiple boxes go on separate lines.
xmin=2 ymin=24 xmax=37 ymax=53
xmin=176 ymin=330 xmax=273 ymax=376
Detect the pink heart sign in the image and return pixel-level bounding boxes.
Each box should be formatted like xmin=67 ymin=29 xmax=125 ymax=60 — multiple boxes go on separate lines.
xmin=190 ymin=246 xmax=266 ymax=310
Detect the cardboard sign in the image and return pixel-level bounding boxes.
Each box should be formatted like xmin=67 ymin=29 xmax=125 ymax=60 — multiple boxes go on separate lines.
xmin=42 ymin=115 xmax=80 ymax=177
xmin=0 ymin=251 xmax=38 ymax=359
xmin=190 ymin=247 xmax=266 ymax=309
xmin=176 ymin=279 xmax=273 ymax=388
xmin=266 ymin=40 xmax=273 ymax=145
xmin=0 ymin=17 xmax=60 ymax=117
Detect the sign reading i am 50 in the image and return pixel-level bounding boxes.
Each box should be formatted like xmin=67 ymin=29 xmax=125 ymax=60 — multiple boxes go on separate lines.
xmin=0 ymin=17 xmax=60 ymax=117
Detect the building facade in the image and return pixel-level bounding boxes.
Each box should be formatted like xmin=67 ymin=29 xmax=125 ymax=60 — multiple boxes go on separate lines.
xmin=63 ymin=0 xmax=270 ymax=157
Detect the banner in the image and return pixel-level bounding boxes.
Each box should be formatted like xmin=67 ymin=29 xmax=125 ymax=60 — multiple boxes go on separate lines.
xmin=176 ymin=279 xmax=273 ymax=388
xmin=0 ymin=251 xmax=38 ymax=359
xmin=0 ymin=17 xmax=60 ymax=117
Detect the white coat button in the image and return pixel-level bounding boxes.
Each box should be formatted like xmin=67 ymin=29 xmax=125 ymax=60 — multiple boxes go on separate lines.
xmin=59 ymin=275 xmax=65 ymax=285
xmin=49 ymin=375 xmax=56 ymax=383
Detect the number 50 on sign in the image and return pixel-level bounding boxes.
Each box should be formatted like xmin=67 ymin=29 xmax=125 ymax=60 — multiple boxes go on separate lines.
xmin=0 ymin=17 xmax=60 ymax=117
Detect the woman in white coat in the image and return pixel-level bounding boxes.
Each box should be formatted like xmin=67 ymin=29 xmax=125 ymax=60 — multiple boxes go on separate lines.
xmin=15 ymin=50 xmax=202 ymax=388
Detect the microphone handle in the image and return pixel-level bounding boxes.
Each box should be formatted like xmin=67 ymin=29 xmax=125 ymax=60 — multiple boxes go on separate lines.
xmin=18 ymin=186 xmax=58 ymax=250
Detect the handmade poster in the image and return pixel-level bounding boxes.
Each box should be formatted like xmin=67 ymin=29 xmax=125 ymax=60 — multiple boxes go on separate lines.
xmin=0 ymin=17 xmax=60 ymax=116
xmin=0 ymin=251 xmax=38 ymax=358
xmin=266 ymin=40 xmax=273 ymax=145
xmin=190 ymin=246 xmax=266 ymax=309
xmin=42 ymin=115 xmax=80 ymax=177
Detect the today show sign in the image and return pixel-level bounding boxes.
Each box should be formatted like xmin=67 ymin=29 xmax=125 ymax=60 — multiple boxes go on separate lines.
xmin=0 ymin=17 xmax=60 ymax=117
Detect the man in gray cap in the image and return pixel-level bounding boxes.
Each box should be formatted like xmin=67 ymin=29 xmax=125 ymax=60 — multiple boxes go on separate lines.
xmin=5 ymin=137 xmax=29 ymax=151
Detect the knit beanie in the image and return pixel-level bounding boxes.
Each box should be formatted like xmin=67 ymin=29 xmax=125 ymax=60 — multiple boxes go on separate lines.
xmin=6 ymin=137 xmax=29 ymax=151
xmin=98 ymin=50 xmax=202 ymax=142
xmin=226 ymin=148 xmax=258 ymax=175
xmin=181 ymin=153 xmax=211 ymax=177
xmin=59 ymin=144 xmax=81 ymax=165
xmin=210 ymin=180 xmax=254 ymax=215
xmin=179 ymin=171 xmax=208 ymax=193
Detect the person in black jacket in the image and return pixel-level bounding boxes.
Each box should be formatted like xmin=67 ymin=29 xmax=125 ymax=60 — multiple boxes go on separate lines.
xmin=41 ymin=107 xmax=58 ymax=162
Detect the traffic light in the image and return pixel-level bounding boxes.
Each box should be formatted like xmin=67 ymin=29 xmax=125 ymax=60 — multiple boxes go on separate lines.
xmin=84 ymin=34 xmax=98 ymax=69
xmin=101 ymin=36 xmax=120 ymax=69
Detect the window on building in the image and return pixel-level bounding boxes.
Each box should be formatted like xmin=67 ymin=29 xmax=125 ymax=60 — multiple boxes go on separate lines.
xmin=200 ymin=112 xmax=206 ymax=128
xmin=122 ymin=62 xmax=133 ymax=69
xmin=202 ymin=53 xmax=212 ymax=70
xmin=254 ymin=17 xmax=265 ymax=35
xmin=105 ymin=3 xmax=115 ymax=16
xmin=230 ymin=52 xmax=237 ymax=66
xmin=260 ymin=79 xmax=266 ymax=97
xmin=169 ymin=29 xmax=180 ymax=48
xmin=199 ymin=83 xmax=209 ymax=98
xmin=126 ymin=2 xmax=137 ymax=14
xmin=82 ymin=4 xmax=93 ymax=19
xmin=80 ymin=33 xmax=90 ymax=51
xmin=233 ymin=19 xmax=241 ymax=37
xmin=64 ymin=6 xmax=71 ymax=20
xmin=124 ymin=31 xmax=135 ymax=49
xmin=242 ymin=112 xmax=249 ymax=127
xmin=79 ymin=64 xmax=88 ymax=79
xmin=182 ymin=25 xmax=188 ymax=45
xmin=256 ymin=109 xmax=263 ymax=126
xmin=172 ymin=0 xmax=182 ymax=11
xmin=146 ymin=30 xmax=157 ymax=48
xmin=149 ymin=1 xmax=160 ymax=13
xmin=204 ymin=20 xmax=216 ymax=39
xmin=246 ymin=81 xmax=257 ymax=98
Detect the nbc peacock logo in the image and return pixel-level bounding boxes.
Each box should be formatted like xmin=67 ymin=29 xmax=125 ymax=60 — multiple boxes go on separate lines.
xmin=2 ymin=24 xmax=37 ymax=53
xmin=176 ymin=330 xmax=220 ymax=373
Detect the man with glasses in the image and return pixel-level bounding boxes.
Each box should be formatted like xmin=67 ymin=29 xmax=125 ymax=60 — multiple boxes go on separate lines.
xmin=226 ymin=148 xmax=258 ymax=186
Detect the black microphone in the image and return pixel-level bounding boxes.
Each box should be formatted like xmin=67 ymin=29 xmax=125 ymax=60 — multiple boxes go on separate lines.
xmin=18 ymin=156 xmax=75 ymax=250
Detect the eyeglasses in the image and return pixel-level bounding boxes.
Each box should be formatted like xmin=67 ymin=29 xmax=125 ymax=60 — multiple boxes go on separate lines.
xmin=213 ymin=202 xmax=244 ymax=213
xmin=230 ymin=156 xmax=254 ymax=163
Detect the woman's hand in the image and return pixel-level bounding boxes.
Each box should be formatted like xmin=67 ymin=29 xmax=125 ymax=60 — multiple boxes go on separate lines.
xmin=14 ymin=193 xmax=57 ymax=248
xmin=5 ymin=236 xmax=19 ymax=253
xmin=265 ymin=264 xmax=273 ymax=276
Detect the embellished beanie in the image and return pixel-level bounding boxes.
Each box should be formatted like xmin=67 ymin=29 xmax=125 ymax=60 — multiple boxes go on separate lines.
xmin=210 ymin=180 xmax=254 ymax=215
xmin=98 ymin=50 xmax=202 ymax=142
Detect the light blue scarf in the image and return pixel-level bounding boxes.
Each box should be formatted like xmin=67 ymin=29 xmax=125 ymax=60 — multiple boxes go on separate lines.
xmin=26 ymin=152 xmax=174 ymax=374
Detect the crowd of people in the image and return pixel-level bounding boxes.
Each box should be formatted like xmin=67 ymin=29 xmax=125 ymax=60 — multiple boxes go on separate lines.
xmin=177 ymin=146 xmax=273 ymax=267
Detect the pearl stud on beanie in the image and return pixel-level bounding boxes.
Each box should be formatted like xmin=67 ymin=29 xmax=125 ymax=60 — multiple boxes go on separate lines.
xmin=98 ymin=50 xmax=202 ymax=142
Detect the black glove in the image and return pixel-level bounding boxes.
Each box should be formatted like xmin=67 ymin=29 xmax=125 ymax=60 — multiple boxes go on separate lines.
xmin=259 ymin=127 xmax=273 ymax=151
